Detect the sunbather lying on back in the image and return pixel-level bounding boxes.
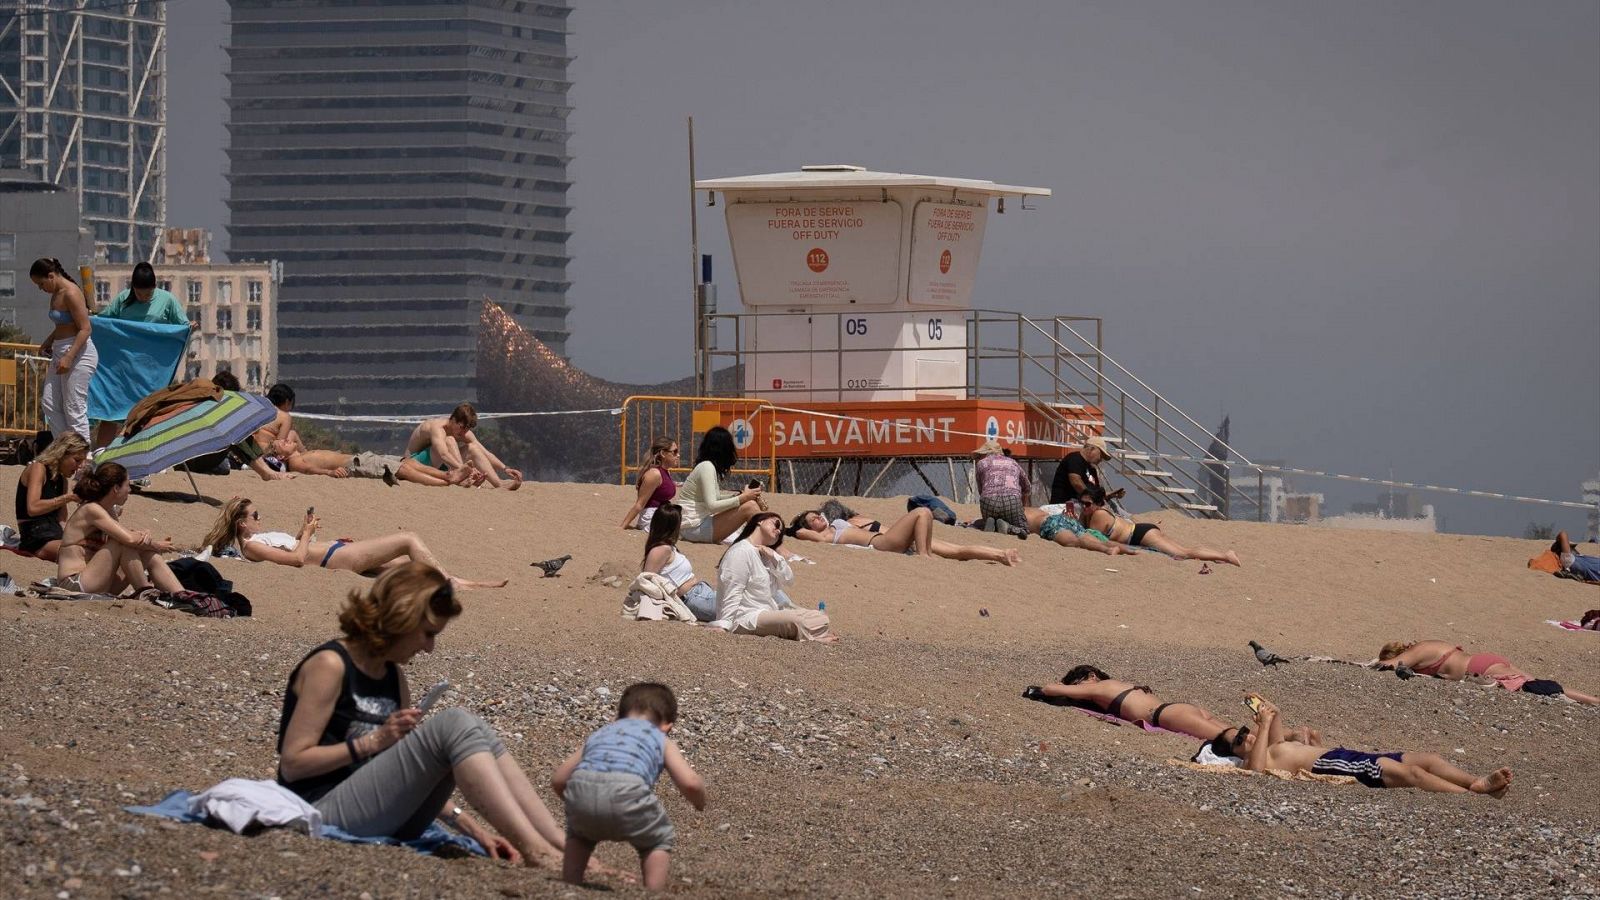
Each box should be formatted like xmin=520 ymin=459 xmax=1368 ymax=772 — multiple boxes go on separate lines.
xmin=202 ymin=498 xmax=506 ymax=589
xmin=1554 ymin=531 xmax=1600 ymax=582
xmin=1223 ymin=698 xmax=1512 ymax=797
xmin=785 ymin=507 xmax=1019 ymax=566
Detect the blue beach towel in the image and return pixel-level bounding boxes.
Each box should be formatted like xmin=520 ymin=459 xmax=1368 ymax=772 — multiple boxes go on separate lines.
xmin=126 ymin=790 xmax=485 ymax=857
xmin=87 ymin=318 xmax=190 ymax=422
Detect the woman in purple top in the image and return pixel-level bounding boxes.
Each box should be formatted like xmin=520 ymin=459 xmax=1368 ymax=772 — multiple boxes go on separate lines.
xmin=974 ymin=440 xmax=1029 ymax=536
xmin=621 ymin=437 xmax=680 ymax=530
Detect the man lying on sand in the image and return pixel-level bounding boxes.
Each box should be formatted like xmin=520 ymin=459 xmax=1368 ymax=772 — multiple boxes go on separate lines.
xmin=1220 ymin=698 xmax=1512 ymax=797
xmin=404 ymin=403 xmax=522 ymax=490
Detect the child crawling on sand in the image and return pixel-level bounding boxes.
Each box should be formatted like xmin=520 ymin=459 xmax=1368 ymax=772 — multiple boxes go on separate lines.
xmin=552 ymin=682 xmax=706 ymax=890
xmin=1218 ymin=697 xmax=1512 ymax=797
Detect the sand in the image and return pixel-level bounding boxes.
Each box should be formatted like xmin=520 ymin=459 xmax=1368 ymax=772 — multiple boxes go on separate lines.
xmin=1 ymin=467 xmax=1596 ymax=898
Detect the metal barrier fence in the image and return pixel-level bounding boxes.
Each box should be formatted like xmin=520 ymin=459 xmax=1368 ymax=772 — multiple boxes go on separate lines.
xmin=619 ymin=395 xmax=777 ymax=491
xmin=0 ymin=342 xmax=46 ymax=437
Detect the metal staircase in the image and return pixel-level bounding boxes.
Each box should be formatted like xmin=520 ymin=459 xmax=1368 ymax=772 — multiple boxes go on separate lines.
xmin=968 ymin=309 xmax=1260 ymax=520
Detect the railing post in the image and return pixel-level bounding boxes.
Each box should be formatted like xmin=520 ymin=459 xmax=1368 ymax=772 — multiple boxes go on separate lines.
xmin=1016 ymin=315 xmax=1024 ymax=405
xmin=1258 ymin=469 xmax=1265 ymax=522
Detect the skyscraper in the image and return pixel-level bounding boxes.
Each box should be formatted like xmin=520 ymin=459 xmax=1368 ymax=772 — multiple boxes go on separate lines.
xmin=0 ymin=0 xmax=166 ymax=263
xmin=224 ymin=0 xmax=573 ymax=418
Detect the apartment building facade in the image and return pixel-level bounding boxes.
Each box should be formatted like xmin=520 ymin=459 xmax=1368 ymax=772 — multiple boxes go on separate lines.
xmin=223 ymin=0 xmax=574 ymax=418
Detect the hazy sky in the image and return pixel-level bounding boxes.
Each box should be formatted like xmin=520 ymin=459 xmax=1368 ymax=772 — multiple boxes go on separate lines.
xmin=167 ymin=1 xmax=1599 ymax=536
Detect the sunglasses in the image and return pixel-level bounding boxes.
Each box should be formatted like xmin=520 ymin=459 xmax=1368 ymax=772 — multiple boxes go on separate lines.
xmin=248 ymin=510 xmax=260 ymax=521
xmin=1226 ymin=726 xmax=1251 ymax=753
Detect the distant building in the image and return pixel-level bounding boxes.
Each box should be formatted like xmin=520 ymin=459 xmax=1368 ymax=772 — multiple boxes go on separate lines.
xmin=224 ymin=0 xmax=575 ymax=421
xmin=92 ymin=230 xmax=280 ymax=390
xmin=0 ymin=170 xmax=95 ymax=334
xmin=1232 ymin=459 xmax=1289 ymax=523
xmin=0 ymin=4 xmax=166 ymax=262
xmin=1281 ymin=492 xmax=1324 ymax=523
xmin=1321 ymin=505 xmax=1438 ymax=534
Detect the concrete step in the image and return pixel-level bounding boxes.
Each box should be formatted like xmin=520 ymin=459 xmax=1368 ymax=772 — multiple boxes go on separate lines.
xmin=1180 ymin=502 xmax=1220 ymax=512
xmin=1154 ymin=486 xmax=1197 ymax=495
xmin=1133 ymin=469 xmax=1174 ymax=478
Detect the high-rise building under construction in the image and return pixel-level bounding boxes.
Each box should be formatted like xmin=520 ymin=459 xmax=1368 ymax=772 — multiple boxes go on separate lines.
xmin=224 ymin=0 xmax=573 ymax=417
xmin=0 ymin=0 xmax=166 ymax=263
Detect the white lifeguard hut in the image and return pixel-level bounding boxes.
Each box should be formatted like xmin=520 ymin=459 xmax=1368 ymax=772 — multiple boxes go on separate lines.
xmin=695 ymin=165 xmax=1050 ymax=403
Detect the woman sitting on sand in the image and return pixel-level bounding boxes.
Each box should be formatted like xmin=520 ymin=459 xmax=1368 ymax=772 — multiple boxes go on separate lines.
xmin=675 ymin=426 xmax=762 ymax=544
xmin=641 ymin=503 xmax=718 ymax=622
xmin=14 ymin=433 xmax=88 ymax=561
xmin=717 ymin=512 xmax=835 ymax=643
xmin=201 ymin=498 xmax=506 ymax=589
xmin=277 ymin=562 xmax=587 ymax=870
xmin=56 ymin=462 xmax=185 ymax=596
xmin=1023 ymin=665 xmax=1240 ymax=740
xmin=785 ymin=507 xmax=1020 ymax=566
xmin=620 ymin=437 xmax=679 ymax=531
xmin=1078 ymin=485 xmax=1240 ymax=566
xmin=1376 ymin=639 xmax=1597 ymax=705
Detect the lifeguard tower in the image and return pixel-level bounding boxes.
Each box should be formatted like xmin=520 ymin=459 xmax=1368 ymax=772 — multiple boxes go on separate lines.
xmin=683 ymin=164 xmax=1260 ymax=518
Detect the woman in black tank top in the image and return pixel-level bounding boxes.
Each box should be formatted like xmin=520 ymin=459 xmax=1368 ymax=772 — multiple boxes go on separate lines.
xmin=14 ymin=433 xmax=88 ymax=559
xmin=276 ymin=563 xmax=606 ymax=877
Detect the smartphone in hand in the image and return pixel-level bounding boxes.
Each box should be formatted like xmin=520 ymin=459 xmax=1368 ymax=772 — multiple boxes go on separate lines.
xmin=416 ymin=679 xmax=450 ymax=714
xmin=1243 ymin=694 xmax=1265 ymax=714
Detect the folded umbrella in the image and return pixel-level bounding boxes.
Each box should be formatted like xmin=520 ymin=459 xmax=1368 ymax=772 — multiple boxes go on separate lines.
xmin=94 ymin=391 xmax=278 ymax=480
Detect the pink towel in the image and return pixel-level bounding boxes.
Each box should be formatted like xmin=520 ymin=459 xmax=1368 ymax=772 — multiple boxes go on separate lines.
xmin=1548 ymin=619 xmax=1597 ymax=632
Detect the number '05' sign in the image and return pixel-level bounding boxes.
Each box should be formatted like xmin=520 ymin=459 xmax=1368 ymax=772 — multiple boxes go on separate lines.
xmin=927 ymin=318 xmax=944 ymax=341
xmin=844 ymin=318 xmax=868 ymax=336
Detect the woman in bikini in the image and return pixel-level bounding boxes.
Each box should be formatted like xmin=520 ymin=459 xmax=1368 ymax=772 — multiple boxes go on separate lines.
xmin=1023 ymin=665 xmax=1236 ymax=740
xmin=1377 ymin=640 xmax=1597 ymax=705
xmin=30 ymin=257 xmax=98 ymax=442
xmin=1078 ymin=485 xmax=1240 ymax=566
xmin=784 ymin=507 xmax=1020 ymax=566
xmin=56 ymin=463 xmax=185 ymax=596
xmin=201 ymin=498 xmax=506 ymax=589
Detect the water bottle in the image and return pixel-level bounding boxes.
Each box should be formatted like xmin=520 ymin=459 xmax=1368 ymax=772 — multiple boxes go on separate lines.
xmin=817 ymin=600 xmax=826 ymax=612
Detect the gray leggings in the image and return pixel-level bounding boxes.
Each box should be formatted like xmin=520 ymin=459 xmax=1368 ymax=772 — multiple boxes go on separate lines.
xmin=314 ymin=706 xmax=506 ymax=840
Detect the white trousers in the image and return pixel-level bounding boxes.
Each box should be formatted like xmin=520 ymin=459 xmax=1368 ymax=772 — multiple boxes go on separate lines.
xmin=41 ymin=337 xmax=98 ymax=441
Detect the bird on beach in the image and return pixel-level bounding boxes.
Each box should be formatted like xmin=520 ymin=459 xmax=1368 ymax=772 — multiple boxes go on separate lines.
xmin=531 ymin=555 xmax=572 ymax=577
xmin=1249 ymin=640 xmax=1288 ymax=667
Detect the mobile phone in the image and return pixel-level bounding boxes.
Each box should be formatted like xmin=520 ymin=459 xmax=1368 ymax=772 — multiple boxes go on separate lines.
xmin=306 ymin=506 xmax=315 ymax=517
xmin=417 ymin=679 xmax=450 ymax=714
xmin=746 ymin=479 xmax=763 ymax=490
xmin=1243 ymin=694 xmax=1264 ymax=714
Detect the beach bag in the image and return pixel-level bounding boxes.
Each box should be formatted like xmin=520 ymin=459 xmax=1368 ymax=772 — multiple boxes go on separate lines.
xmin=623 ymin=572 xmax=696 ymax=622
xmin=907 ymin=494 xmax=957 ymax=526
xmin=150 ymin=589 xmax=236 ymax=619
xmin=168 ymin=558 xmax=253 ymax=616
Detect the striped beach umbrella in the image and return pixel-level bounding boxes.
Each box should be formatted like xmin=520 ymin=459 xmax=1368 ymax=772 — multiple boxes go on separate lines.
xmin=94 ymin=391 xmax=279 ymax=480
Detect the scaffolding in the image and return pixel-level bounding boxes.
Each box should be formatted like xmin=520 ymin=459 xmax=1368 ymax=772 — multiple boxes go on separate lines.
xmin=0 ymin=0 xmax=166 ymax=262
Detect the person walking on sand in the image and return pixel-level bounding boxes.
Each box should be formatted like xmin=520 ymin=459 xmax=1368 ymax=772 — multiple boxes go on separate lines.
xmin=1078 ymin=485 xmax=1240 ymax=565
xmin=1223 ymin=698 xmax=1512 ymax=797
xmin=552 ymin=682 xmax=706 ymax=890
xmin=404 ymin=403 xmax=522 ymax=489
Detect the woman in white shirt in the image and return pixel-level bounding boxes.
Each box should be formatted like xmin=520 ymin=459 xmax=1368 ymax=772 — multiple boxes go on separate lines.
xmin=716 ymin=512 xmax=835 ymax=643
xmin=640 ymin=502 xmax=718 ymax=622
xmin=674 ymin=426 xmax=762 ymax=544
xmin=201 ymin=498 xmax=507 ymax=589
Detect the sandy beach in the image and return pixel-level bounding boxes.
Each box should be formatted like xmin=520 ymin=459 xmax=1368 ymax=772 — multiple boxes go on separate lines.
xmin=1 ymin=468 xmax=1596 ymax=898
